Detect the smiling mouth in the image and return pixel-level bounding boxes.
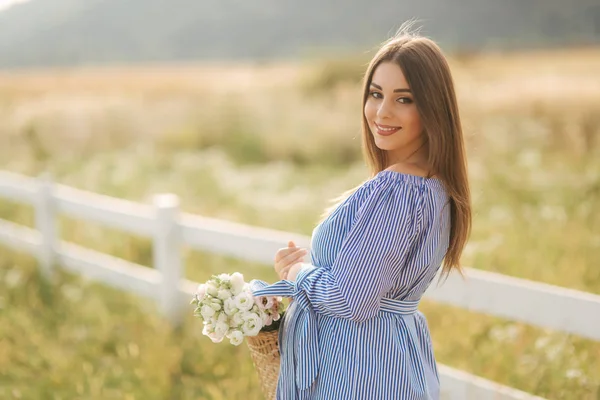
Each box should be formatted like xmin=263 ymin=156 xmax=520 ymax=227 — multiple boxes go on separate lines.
xmin=374 ymin=123 xmax=401 ymax=136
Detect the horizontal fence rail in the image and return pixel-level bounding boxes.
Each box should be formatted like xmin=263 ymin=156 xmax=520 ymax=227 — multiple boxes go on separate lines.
xmin=425 ymin=267 xmax=600 ymax=342
xmin=0 ymin=171 xmax=37 ymax=204
xmin=55 ymin=185 xmax=155 ymax=236
xmin=1 ymin=170 xmax=599 ymax=400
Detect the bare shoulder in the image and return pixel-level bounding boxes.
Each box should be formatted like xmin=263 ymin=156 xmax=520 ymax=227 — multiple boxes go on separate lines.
xmin=384 ymin=162 xmax=433 ymax=178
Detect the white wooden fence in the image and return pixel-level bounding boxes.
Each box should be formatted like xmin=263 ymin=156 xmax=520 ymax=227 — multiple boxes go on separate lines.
xmin=1 ymin=170 xmax=599 ymax=400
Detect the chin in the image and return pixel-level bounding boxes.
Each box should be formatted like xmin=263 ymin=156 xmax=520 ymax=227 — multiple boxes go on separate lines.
xmin=373 ymin=138 xmax=395 ymax=151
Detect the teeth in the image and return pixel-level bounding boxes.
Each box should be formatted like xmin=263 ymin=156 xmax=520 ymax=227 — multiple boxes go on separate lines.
xmin=377 ymin=124 xmax=400 ymax=132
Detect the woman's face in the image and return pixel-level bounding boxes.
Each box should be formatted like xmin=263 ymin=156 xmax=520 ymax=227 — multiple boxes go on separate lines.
xmin=364 ymin=61 xmax=424 ymax=163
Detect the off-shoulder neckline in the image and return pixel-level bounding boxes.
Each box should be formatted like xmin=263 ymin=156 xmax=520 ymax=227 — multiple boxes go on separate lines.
xmin=372 ymin=170 xmax=445 ymax=190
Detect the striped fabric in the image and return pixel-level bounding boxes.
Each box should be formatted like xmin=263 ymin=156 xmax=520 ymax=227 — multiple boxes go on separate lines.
xmin=251 ymin=170 xmax=451 ymax=400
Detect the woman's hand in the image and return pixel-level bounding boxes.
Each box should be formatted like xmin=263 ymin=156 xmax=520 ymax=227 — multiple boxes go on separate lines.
xmin=286 ymin=262 xmax=304 ymax=282
xmin=274 ymin=240 xmax=308 ymax=280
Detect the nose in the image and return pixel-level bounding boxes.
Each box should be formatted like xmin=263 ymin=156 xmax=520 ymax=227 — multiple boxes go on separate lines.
xmin=376 ymin=100 xmax=393 ymax=119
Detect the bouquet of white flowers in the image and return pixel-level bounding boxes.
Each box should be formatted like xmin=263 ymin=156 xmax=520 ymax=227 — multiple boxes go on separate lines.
xmin=190 ymin=272 xmax=284 ymax=346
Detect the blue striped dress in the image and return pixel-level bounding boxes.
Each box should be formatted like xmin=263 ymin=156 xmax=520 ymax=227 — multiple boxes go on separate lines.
xmin=251 ymin=170 xmax=451 ymax=400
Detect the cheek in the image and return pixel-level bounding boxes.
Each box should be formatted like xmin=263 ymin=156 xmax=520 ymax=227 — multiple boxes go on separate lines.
xmin=404 ymin=108 xmax=422 ymax=131
xmin=364 ymin=101 xmax=376 ymax=122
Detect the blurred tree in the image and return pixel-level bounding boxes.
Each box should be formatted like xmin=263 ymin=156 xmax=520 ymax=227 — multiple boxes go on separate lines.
xmin=0 ymin=0 xmax=598 ymax=68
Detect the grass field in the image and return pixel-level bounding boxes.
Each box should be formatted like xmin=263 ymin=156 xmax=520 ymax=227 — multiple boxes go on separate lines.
xmin=0 ymin=47 xmax=599 ymax=399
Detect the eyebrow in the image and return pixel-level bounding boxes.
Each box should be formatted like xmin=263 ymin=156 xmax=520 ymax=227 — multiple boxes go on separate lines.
xmin=370 ymin=82 xmax=411 ymax=93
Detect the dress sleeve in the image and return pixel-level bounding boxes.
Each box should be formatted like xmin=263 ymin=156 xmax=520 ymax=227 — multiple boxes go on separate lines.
xmin=294 ymin=178 xmax=423 ymax=322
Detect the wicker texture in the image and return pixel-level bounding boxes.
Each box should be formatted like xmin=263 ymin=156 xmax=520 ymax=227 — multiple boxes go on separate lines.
xmin=246 ymin=330 xmax=281 ymax=400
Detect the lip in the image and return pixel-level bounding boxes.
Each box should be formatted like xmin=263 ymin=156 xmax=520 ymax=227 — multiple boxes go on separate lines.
xmin=374 ymin=122 xmax=401 ymax=136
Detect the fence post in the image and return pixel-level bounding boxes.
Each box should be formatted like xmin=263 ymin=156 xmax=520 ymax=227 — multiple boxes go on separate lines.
xmin=153 ymin=193 xmax=183 ymax=326
xmin=35 ymin=173 xmax=56 ymax=280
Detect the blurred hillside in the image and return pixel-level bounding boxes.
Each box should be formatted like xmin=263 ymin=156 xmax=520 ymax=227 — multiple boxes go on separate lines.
xmin=0 ymin=0 xmax=599 ymax=68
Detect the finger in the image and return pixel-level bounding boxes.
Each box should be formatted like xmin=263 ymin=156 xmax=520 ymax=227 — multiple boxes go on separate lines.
xmin=275 ymin=247 xmax=306 ymax=266
xmin=278 ymin=256 xmax=305 ymax=277
xmin=274 ymin=248 xmax=285 ymax=263
xmin=274 ymin=246 xmax=292 ymax=262
xmin=280 ymin=265 xmax=294 ymax=280
xmin=275 ymin=242 xmax=297 ymax=263
xmin=279 ymin=263 xmax=293 ymax=276
xmin=280 ymin=248 xmax=308 ymax=267
xmin=284 ymin=262 xmax=303 ymax=281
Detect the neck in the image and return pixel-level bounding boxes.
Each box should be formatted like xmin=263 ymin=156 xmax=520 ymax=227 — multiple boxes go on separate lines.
xmin=387 ymin=139 xmax=429 ymax=167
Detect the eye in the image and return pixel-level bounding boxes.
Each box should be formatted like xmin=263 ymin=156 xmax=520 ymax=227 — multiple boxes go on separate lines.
xmin=397 ymin=97 xmax=413 ymax=104
xmin=369 ymin=91 xmax=382 ymax=99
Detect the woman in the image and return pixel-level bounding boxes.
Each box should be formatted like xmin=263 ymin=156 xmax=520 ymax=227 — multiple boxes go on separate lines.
xmin=252 ymin=26 xmax=471 ymax=400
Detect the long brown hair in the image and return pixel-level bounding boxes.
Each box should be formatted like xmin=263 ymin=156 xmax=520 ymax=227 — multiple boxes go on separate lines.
xmin=322 ymin=24 xmax=472 ymax=276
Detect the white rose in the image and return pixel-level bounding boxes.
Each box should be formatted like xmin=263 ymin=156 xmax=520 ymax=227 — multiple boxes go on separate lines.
xmin=227 ymin=330 xmax=244 ymax=346
xmin=217 ymin=312 xmax=229 ymax=324
xmin=201 ymin=305 xmax=215 ymax=319
xmin=206 ymin=282 xmax=219 ymax=297
xmin=217 ymin=289 xmax=232 ymax=300
xmin=196 ymin=284 xmax=207 ymax=299
xmin=230 ymin=273 xmax=245 ymax=295
xmin=235 ymin=292 xmax=254 ymax=312
xmin=218 ymin=273 xmax=231 ymax=284
xmin=223 ymin=298 xmax=238 ymax=316
xmin=242 ymin=313 xmax=263 ymax=336
xmin=209 ymin=300 xmax=222 ymax=312
xmin=231 ymin=313 xmax=244 ymax=327
xmin=273 ymin=312 xmax=281 ymax=321
xmin=208 ymin=331 xmax=224 ymax=343
xmin=215 ymin=321 xmax=229 ymax=337
xmin=240 ymin=310 xmax=254 ymax=321
xmin=202 ymin=323 xmax=215 ymax=336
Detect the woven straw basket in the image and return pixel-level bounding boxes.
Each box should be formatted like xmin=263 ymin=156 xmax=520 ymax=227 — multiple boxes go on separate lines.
xmin=246 ymin=329 xmax=280 ymax=400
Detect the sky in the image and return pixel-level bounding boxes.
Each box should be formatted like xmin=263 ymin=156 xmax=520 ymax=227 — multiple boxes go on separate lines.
xmin=0 ymin=0 xmax=30 ymax=11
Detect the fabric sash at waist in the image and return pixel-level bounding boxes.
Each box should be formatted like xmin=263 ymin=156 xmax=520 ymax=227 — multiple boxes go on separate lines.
xmin=250 ymin=278 xmax=419 ymax=392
